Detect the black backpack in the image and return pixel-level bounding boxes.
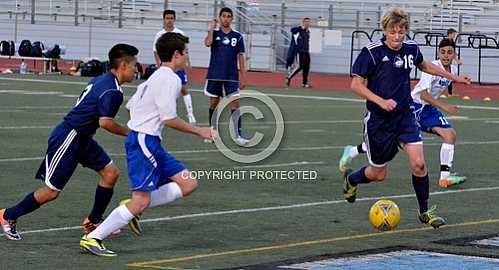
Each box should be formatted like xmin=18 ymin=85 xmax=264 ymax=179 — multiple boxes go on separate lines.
xmin=80 ymin=59 xmax=103 ymax=77
xmin=0 ymin=40 xmax=15 ymax=56
xmin=43 ymin=44 xmax=61 ymax=58
xmin=31 ymin=41 xmax=45 ymax=57
xmin=18 ymin=40 xmax=32 ymax=56
xmin=141 ymin=64 xmax=157 ymax=80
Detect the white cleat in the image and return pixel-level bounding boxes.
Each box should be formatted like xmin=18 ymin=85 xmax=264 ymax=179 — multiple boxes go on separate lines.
xmin=235 ymin=136 xmax=250 ymax=146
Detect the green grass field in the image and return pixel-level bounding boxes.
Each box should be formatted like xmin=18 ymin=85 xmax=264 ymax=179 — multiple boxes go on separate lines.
xmin=1 ymin=74 xmax=499 ymax=269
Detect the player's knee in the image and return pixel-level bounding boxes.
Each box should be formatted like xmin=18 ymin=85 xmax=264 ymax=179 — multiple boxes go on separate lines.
xmin=36 ymin=187 xmax=60 ymax=204
xmin=181 ymin=178 xmax=198 ymax=197
xmin=366 ymin=167 xmax=387 ymax=182
xmin=411 ymin=161 xmax=426 ymax=175
xmin=100 ymin=165 xmax=120 ymax=186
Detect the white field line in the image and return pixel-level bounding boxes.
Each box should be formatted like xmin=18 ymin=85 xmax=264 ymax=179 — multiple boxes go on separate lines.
xmin=1 ymin=140 xmax=499 ymax=162
xmin=1 ymin=77 xmax=498 ymax=110
xmin=3 ymin=185 xmax=499 ymax=237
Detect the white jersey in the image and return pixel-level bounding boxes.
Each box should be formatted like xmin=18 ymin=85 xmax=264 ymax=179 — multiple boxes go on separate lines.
xmin=126 ymin=67 xmax=181 ymax=137
xmin=153 ymin=27 xmax=185 ymax=52
xmin=411 ymin=59 xmax=457 ymax=104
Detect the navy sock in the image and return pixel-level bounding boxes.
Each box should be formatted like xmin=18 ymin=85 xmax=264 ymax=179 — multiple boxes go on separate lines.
xmin=88 ymin=185 xmax=114 ymax=224
xmin=347 ymin=167 xmax=370 ymax=186
xmin=412 ymin=174 xmax=429 ymax=213
xmin=231 ymin=109 xmax=242 ymax=136
xmin=4 ymin=192 xmax=41 ymax=220
xmin=209 ymin=108 xmax=215 ymax=127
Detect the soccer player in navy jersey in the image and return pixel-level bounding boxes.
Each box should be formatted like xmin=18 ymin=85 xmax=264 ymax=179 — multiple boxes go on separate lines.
xmin=0 ymin=44 xmax=138 ymax=240
xmin=204 ymin=7 xmax=248 ymax=145
xmin=341 ymin=39 xmax=467 ymax=188
xmin=342 ymin=7 xmax=470 ymax=228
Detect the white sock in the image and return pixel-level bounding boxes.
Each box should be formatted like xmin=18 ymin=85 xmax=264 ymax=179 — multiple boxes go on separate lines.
xmin=183 ymin=94 xmax=194 ymax=115
xmin=440 ymin=143 xmax=454 ymax=179
xmin=349 ymin=146 xmax=359 ymax=158
xmin=148 ymin=182 xmax=183 ymax=208
xmin=349 ymin=142 xmax=366 ymax=159
xmin=87 ymin=205 xmax=134 ymax=240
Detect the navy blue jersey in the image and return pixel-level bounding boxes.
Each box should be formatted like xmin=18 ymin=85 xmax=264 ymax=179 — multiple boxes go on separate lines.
xmin=63 ymin=72 xmax=123 ymax=136
xmin=352 ymin=37 xmax=423 ymax=116
xmin=206 ymin=29 xmax=245 ymax=81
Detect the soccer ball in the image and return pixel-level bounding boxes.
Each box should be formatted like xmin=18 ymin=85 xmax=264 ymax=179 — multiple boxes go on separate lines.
xmin=369 ymin=199 xmax=401 ymax=231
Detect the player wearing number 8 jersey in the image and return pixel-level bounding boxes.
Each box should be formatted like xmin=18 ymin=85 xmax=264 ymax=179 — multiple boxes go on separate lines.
xmin=0 ymin=44 xmax=137 ymax=241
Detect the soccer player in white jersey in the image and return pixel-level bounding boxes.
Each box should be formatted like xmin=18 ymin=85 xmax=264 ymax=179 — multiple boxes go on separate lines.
xmin=153 ymin=9 xmax=197 ymax=124
xmin=339 ymin=38 xmax=467 ymax=188
xmin=80 ymin=32 xmax=216 ymax=257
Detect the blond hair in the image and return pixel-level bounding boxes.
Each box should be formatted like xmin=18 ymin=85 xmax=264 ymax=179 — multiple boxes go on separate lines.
xmin=381 ymin=7 xmax=409 ymax=31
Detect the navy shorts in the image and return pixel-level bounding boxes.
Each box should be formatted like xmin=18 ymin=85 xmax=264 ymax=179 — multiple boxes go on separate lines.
xmin=204 ymin=80 xmax=239 ymax=97
xmin=125 ymin=131 xmax=186 ymax=192
xmin=35 ymin=122 xmax=112 ymax=191
xmin=363 ymin=109 xmax=422 ymax=167
xmin=411 ymin=102 xmax=452 ymax=134
xmin=176 ymin=70 xmax=188 ymax=86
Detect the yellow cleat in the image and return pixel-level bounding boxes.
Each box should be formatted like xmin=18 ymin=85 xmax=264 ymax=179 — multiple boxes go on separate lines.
xmin=120 ymin=199 xmax=142 ymax=237
xmin=80 ymin=235 xmax=117 ymax=257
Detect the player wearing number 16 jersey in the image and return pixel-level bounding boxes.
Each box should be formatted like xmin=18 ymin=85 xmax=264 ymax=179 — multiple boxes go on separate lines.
xmin=341 ymin=7 xmax=470 ymax=229
xmin=0 ymin=44 xmax=137 ymax=241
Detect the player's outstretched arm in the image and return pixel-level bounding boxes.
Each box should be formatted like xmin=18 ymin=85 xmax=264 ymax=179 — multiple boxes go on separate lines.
xmin=421 ymin=90 xmax=458 ymax=115
xmin=162 ymin=117 xmax=217 ymax=141
xmin=99 ymin=118 xmax=130 ymax=136
xmin=351 ymin=76 xmax=397 ymax=112
xmin=418 ymin=60 xmax=471 ymax=85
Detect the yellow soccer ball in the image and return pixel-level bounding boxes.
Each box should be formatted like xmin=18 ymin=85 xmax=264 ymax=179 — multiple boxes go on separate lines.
xmin=369 ymin=199 xmax=401 ymax=231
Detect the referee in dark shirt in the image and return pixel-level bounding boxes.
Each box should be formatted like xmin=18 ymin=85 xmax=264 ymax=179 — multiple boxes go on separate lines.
xmin=286 ymin=17 xmax=311 ymax=88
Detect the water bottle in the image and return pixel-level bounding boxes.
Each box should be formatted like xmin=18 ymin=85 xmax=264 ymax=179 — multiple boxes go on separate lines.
xmin=20 ymin=60 xmax=27 ymax=74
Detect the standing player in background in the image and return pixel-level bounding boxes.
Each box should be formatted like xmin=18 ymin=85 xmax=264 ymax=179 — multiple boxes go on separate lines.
xmin=154 ymin=9 xmax=197 ymax=124
xmin=204 ymin=7 xmax=248 ymax=145
xmin=285 ymin=17 xmax=312 ymax=88
xmin=343 ymin=7 xmax=470 ymax=228
xmin=339 ymin=38 xmax=467 ymax=188
xmin=0 ymin=44 xmax=138 ymax=240
xmin=80 ymin=32 xmax=216 ymax=257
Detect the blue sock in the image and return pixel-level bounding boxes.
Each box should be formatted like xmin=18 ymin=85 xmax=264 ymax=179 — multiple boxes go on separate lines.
xmin=231 ymin=109 xmax=242 ymax=136
xmin=347 ymin=167 xmax=370 ymax=186
xmin=4 ymin=192 xmax=41 ymax=220
xmin=88 ymin=185 xmax=114 ymax=224
xmin=412 ymin=174 xmax=429 ymax=213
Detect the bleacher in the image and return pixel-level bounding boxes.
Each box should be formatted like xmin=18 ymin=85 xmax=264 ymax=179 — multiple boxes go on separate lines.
xmin=0 ymin=0 xmax=498 ymax=81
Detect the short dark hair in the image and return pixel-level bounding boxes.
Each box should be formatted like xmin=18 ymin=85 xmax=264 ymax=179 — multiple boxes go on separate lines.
xmin=108 ymin=43 xmax=138 ymax=69
xmin=163 ymin=9 xmax=176 ymax=19
xmin=156 ymin=32 xmax=189 ymax=63
xmin=303 ymin=17 xmax=311 ymax=21
xmin=219 ymin=7 xmax=233 ymax=17
xmin=447 ymin=28 xmax=457 ymax=35
xmin=438 ymin=38 xmax=456 ymax=49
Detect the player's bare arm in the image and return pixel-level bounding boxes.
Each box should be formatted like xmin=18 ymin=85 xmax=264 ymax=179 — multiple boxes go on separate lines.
xmin=418 ymin=60 xmax=471 ymax=84
xmin=204 ymin=17 xmax=217 ymax=47
xmin=421 ymin=90 xmax=458 ymax=115
xmin=351 ymin=76 xmax=397 ymax=112
xmin=239 ymin=54 xmax=246 ymax=90
xmin=162 ymin=117 xmax=217 ymax=141
xmin=99 ymin=117 xmax=130 ymax=136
